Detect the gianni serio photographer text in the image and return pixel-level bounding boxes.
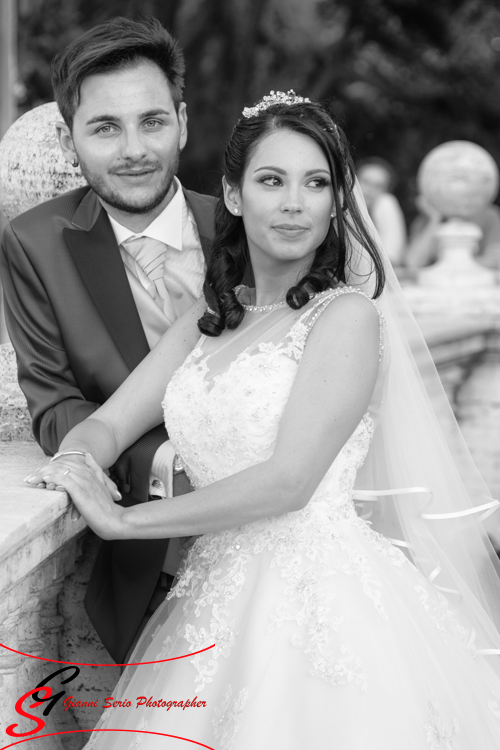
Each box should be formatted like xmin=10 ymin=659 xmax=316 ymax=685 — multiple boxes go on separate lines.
xmin=76 ymin=695 xmax=207 ymax=711
xmin=6 ymin=666 xmax=207 ymax=740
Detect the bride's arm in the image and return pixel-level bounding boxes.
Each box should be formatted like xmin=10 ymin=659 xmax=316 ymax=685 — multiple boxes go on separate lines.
xmin=27 ymin=297 xmax=206 ymax=476
xmin=38 ymin=293 xmax=381 ymax=540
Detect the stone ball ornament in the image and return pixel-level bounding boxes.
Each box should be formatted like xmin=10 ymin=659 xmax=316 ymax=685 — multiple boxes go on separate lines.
xmin=417 ymin=140 xmax=499 ymax=220
xmin=0 ymin=101 xmax=86 ymax=221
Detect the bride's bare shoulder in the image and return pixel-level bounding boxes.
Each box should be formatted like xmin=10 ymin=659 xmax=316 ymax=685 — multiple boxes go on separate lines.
xmin=306 ymin=287 xmax=381 ymax=354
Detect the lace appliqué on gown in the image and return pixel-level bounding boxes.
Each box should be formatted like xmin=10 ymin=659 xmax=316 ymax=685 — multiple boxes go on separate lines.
xmin=424 ymin=700 xmax=460 ymax=749
xmin=213 ymin=685 xmax=250 ymax=750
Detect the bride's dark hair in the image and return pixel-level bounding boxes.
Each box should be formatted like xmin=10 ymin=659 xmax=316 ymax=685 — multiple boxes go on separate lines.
xmin=198 ymin=97 xmax=385 ymax=337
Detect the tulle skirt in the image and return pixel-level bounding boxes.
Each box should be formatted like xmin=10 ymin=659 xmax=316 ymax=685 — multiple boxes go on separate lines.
xmin=84 ymin=502 xmax=500 ymax=749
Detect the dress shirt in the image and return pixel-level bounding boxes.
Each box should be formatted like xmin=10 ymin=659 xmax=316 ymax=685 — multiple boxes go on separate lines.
xmin=109 ymin=177 xmax=206 ymax=325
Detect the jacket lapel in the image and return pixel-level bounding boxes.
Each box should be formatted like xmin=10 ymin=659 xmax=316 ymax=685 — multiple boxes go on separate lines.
xmin=63 ymin=190 xmax=150 ymax=372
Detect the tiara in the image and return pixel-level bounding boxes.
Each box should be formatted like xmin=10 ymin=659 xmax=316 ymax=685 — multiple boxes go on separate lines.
xmin=242 ymin=90 xmax=311 ymax=119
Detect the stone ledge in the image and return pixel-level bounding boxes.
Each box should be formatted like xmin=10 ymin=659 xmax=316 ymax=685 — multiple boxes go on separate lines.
xmin=0 ymin=343 xmax=33 ymax=441
xmin=417 ymin=318 xmax=499 ymax=368
xmin=0 ymin=442 xmax=87 ymax=596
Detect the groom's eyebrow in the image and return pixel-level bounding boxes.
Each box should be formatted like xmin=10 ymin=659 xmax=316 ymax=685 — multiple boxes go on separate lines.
xmin=85 ymin=109 xmax=172 ymax=126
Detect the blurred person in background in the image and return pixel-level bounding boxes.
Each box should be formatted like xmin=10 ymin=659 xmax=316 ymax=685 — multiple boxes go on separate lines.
xmin=406 ymin=194 xmax=500 ymax=272
xmin=357 ymin=157 xmax=407 ymax=267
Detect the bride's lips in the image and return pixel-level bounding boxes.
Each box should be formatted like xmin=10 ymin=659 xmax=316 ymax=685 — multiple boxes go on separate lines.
xmin=273 ymin=224 xmax=310 ymax=238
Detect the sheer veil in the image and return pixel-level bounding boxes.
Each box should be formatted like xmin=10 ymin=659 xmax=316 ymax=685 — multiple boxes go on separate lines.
xmin=348 ymin=179 xmax=500 ymax=659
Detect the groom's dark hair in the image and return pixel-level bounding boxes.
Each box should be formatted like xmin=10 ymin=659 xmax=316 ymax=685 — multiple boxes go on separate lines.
xmin=52 ymin=16 xmax=185 ymax=129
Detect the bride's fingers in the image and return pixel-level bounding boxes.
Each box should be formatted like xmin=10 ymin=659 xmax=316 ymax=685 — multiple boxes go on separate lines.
xmin=41 ymin=467 xmax=122 ymax=538
xmin=42 ymin=468 xmax=113 ymax=515
xmin=84 ymin=454 xmax=122 ymax=502
xmin=100 ymin=472 xmax=122 ymax=502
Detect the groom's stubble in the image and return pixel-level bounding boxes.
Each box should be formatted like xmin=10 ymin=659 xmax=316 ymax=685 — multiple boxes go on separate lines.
xmin=77 ymin=147 xmax=181 ymax=216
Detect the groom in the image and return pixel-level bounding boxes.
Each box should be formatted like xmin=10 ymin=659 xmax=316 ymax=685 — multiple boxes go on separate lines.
xmin=0 ymin=17 xmax=216 ymax=663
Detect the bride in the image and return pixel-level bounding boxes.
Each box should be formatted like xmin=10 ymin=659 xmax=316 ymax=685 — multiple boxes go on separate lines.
xmin=27 ymin=91 xmax=500 ymax=748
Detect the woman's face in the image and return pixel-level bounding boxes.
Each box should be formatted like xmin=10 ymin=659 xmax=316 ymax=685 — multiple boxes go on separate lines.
xmin=226 ymin=129 xmax=334 ymax=276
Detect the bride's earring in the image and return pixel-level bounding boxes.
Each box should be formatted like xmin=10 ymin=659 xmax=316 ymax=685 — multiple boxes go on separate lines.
xmin=234 ymin=208 xmax=239 ymax=214
xmin=71 ymin=158 xmax=79 ymax=168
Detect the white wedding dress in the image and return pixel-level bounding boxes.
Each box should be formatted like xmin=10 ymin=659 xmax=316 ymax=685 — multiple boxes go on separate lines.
xmin=85 ymin=287 xmax=500 ymax=750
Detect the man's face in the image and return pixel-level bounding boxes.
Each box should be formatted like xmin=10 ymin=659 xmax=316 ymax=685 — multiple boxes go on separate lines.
xmin=68 ymin=60 xmax=187 ymax=215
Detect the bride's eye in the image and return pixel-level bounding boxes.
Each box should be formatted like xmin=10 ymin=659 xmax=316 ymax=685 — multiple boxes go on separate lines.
xmin=258 ymin=175 xmax=283 ymax=187
xmin=307 ymin=177 xmax=331 ymax=188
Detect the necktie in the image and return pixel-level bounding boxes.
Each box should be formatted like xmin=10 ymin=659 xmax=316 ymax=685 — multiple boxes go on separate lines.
xmin=123 ymin=235 xmax=166 ymax=287
xmin=122 ymin=235 xmax=178 ymax=322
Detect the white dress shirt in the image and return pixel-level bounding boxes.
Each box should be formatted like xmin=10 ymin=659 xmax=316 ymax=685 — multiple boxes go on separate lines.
xmin=108 ymin=177 xmax=206 ymax=330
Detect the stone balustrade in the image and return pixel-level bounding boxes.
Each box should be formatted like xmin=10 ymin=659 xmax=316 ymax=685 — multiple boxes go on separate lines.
xmin=0 ymin=346 xmax=117 ymax=749
xmin=0 ymin=309 xmax=499 ymax=747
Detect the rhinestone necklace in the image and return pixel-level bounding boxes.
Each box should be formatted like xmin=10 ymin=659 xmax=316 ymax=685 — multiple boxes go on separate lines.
xmin=236 ymin=285 xmax=322 ymax=312
xmin=241 ymin=299 xmax=288 ymax=312
xmin=234 ymin=284 xmax=287 ymax=312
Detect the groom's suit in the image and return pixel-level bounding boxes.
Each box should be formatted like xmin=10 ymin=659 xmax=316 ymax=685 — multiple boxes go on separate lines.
xmin=0 ymin=185 xmax=216 ymax=663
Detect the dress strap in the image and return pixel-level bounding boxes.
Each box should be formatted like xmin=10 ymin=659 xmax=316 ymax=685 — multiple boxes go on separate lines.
xmin=290 ymin=286 xmax=385 ymax=362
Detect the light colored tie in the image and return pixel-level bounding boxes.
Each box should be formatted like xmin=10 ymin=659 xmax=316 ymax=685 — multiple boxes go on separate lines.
xmin=122 ymin=235 xmax=177 ymax=322
xmin=123 ymin=235 xmax=166 ymax=291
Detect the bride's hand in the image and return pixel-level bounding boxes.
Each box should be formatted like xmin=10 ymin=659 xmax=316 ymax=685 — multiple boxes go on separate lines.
xmin=25 ymin=454 xmax=124 ymax=539
xmin=25 ymin=453 xmax=122 ymax=502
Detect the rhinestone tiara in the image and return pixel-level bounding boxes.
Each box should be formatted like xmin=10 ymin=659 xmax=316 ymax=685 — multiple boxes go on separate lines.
xmin=242 ymin=90 xmax=311 ymax=119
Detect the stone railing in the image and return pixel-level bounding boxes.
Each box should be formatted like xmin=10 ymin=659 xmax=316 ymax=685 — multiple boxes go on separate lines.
xmin=0 ymin=345 xmax=117 ymax=749
xmin=0 ymin=311 xmax=499 ymax=747
xmin=417 ymin=315 xmax=500 ymax=501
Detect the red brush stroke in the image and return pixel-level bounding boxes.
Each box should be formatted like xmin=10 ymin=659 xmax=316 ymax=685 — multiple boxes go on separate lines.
xmin=0 ymin=642 xmax=214 ymax=667
xmin=0 ymin=729 xmax=214 ymax=749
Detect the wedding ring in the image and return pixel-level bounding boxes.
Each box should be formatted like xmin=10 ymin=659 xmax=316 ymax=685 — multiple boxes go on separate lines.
xmin=63 ymin=469 xmax=71 ymax=475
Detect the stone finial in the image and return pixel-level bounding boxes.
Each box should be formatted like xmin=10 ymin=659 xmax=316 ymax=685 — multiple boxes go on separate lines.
xmin=415 ymin=141 xmax=498 ymax=289
xmin=417 ymin=140 xmax=499 ymax=220
xmin=0 ymin=102 xmax=87 ymax=221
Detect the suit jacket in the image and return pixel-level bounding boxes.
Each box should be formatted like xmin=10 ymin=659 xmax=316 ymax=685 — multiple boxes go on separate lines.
xmin=0 ymin=186 xmax=216 ymax=663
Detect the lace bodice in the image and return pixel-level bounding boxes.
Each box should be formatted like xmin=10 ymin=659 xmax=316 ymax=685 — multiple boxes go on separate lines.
xmin=162 ymin=287 xmax=384 ymax=513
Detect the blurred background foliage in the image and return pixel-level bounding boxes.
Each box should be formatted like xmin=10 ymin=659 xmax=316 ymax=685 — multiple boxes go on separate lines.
xmin=15 ymin=0 xmax=500 ymax=218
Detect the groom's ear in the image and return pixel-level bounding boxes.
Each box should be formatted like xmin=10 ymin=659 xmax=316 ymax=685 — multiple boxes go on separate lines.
xmin=222 ymin=176 xmax=242 ymax=216
xmin=55 ymin=120 xmax=78 ymax=167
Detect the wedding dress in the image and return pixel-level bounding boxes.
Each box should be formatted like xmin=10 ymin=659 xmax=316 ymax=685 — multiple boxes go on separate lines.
xmin=85 ymin=286 xmax=500 ymax=750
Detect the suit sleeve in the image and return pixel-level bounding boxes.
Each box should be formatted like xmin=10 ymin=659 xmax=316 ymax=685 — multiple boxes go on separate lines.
xmin=0 ymin=222 xmax=101 ymax=454
xmin=0 ymin=223 xmax=167 ymax=503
